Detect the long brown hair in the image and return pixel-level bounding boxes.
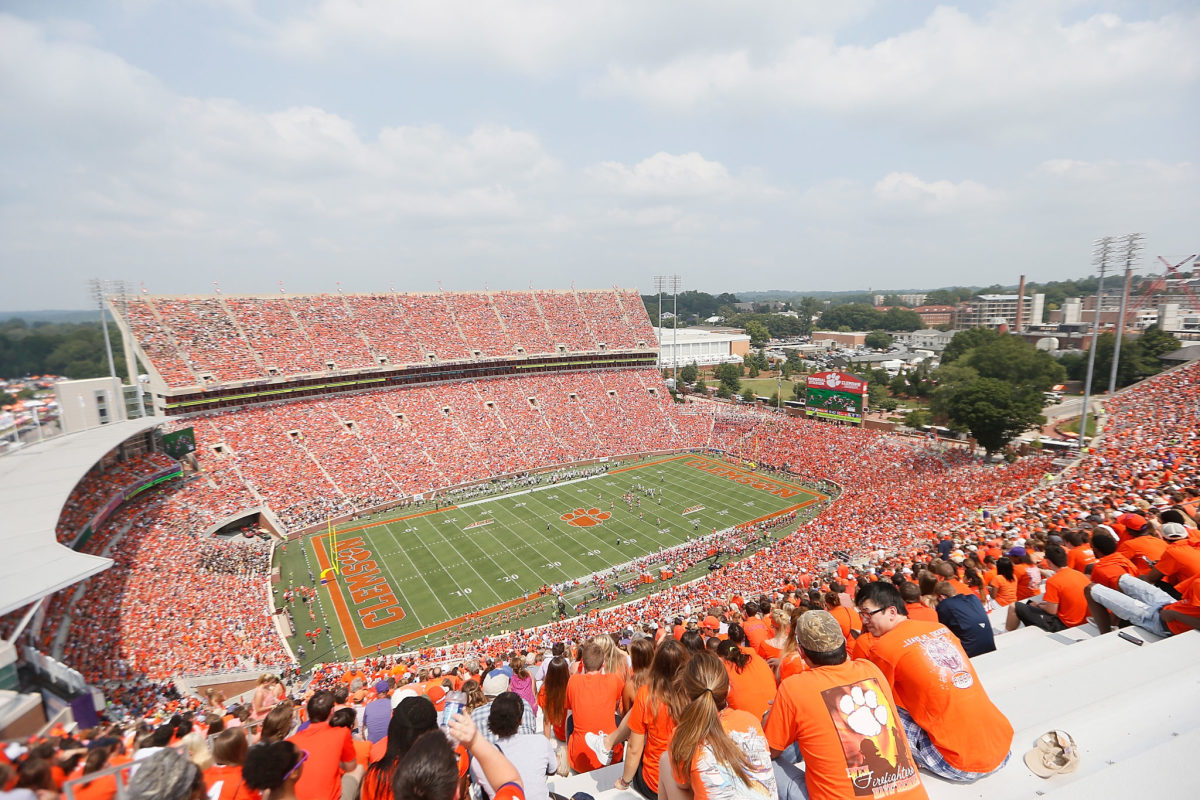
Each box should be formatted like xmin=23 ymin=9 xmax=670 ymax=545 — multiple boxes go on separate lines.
xmin=645 ymin=637 xmax=690 ymax=720
xmin=541 ymin=657 xmax=570 ymax=728
xmin=669 ymin=651 xmax=752 ymax=787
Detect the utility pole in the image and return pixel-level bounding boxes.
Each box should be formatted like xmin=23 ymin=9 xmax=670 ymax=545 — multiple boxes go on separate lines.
xmin=1108 ymin=233 xmax=1143 ymax=394
xmin=1079 ymin=238 xmax=1113 ymax=452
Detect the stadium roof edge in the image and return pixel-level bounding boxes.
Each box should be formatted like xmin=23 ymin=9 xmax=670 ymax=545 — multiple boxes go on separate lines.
xmin=0 ymin=418 xmax=162 ymax=616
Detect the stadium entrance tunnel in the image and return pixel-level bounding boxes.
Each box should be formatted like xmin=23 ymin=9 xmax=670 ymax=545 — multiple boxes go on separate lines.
xmin=209 ymin=510 xmax=273 ymax=539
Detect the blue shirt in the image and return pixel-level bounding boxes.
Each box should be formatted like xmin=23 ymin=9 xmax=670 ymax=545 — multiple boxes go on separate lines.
xmin=936 ymin=593 xmax=995 ymax=658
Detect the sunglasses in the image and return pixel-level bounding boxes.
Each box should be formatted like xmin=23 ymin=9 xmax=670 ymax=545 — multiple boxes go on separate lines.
xmin=858 ymin=607 xmax=887 ymax=619
xmin=285 ymin=749 xmax=309 ymax=782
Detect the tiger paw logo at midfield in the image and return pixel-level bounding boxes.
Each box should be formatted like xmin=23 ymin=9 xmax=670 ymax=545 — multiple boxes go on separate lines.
xmin=560 ymin=508 xmax=611 ymax=527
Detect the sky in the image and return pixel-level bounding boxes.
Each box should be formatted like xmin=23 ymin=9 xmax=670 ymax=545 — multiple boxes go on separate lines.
xmin=1 ymin=0 xmax=1197 ymax=310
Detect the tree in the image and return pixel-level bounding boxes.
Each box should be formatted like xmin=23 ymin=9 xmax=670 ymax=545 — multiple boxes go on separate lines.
xmin=747 ymin=361 xmax=759 ymax=378
xmin=1139 ymin=325 xmax=1181 ymax=360
xmin=944 ymin=378 xmax=1045 ymax=455
xmin=695 ymin=377 xmax=708 ymax=394
xmin=904 ymin=408 xmax=930 ymax=429
xmin=864 ymin=330 xmax=893 ymax=350
xmin=780 ymin=362 xmax=793 ymax=380
xmin=817 ymin=304 xmax=882 ymax=331
xmin=679 ymin=362 xmax=699 ymax=383
xmin=792 ymin=382 xmax=806 ymax=401
xmin=744 ymin=320 xmax=770 ymax=347
xmin=795 ymin=297 xmax=821 ymax=336
xmin=962 ymin=335 xmax=1065 ymax=391
xmin=713 ymin=363 xmax=742 ymax=394
xmin=941 ymin=328 xmax=1003 ymax=364
xmin=880 ymin=307 xmax=925 ymax=331
xmin=879 ymin=397 xmax=900 ymax=413
xmin=867 ymin=382 xmax=888 ymax=411
xmin=741 ymin=386 xmax=757 ymax=403
xmin=717 ymin=384 xmax=733 ymax=399
xmin=0 ymin=390 xmax=14 ymax=406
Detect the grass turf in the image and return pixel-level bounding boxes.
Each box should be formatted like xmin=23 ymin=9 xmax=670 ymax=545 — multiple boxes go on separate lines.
xmin=274 ymin=454 xmax=822 ymax=664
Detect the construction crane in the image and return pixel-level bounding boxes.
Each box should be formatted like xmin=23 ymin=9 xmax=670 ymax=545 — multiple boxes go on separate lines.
xmin=1123 ymin=254 xmax=1200 ymax=322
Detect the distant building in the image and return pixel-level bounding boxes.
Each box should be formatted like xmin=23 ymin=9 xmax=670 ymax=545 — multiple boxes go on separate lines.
xmin=653 ymin=326 xmax=750 ymax=368
xmin=895 ymin=329 xmax=956 ymax=351
xmin=873 ymin=293 xmax=928 ymax=307
xmin=910 ymin=305 xmax=956 ymax=327
xmin=955 ymin=293 xmax=1044 ymax=330
xmin=812 ymin=331 xmax=868 ymax=348
xmin=54 ymin=377 xmax=126 ymax=433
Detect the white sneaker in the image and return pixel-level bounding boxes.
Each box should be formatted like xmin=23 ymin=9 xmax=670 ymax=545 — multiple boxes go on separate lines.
xmin=585 ymin=731 xmax=613 ymax=765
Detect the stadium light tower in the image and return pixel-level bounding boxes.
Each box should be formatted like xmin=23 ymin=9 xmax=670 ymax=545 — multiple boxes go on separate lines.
xmin=652 ymin=275 xmax=667 ymax=371
xmin=1108 ymin=233 xmax=1143 ymax=395
xmin=88 ymin=278 xmax=120 ymax=382
xmin=669 ymin=274 xmax=682 ymax=384
xmin=1078 ymin=237 xmax=1113 ymax=452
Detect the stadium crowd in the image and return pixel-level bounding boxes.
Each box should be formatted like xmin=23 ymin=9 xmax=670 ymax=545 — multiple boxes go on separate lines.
xmin=7 ymin=281 xmax=1200 ymax=800
xmin=117 ymin=290 xmax=654 ymax=387
xmin=55 ymin=452 xmax=178 ymax=545
xmin=177 ymin=369 xmax=696 ymax=530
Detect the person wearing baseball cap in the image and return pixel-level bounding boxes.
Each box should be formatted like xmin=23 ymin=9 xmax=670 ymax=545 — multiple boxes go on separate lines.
xmin=763 ymin=611 xmax=928 ymax=800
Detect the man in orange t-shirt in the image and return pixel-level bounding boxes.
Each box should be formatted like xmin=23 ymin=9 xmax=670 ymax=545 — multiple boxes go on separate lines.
xmin=764 ymin=610 xmax=928 ymax=800
xmin=1088 ymin=529 xmax=1137 ymax=590
xmin=1007 ymin=544 xmax=1090 ymax=632
xmin=1144 ymin=523 xmax=1200 ymax=587
xmin=1117 ymin=524 xmax=1167 ymax=576
xmin=564 ymin=641 xmax=625 ymax=772
xmin=287 ymin=691 xmax=363 ymax=800
xmin=857 ymin=582 xmax=1012 ymax=782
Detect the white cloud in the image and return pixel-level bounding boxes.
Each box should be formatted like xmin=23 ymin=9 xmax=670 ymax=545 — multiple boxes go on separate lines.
xmin=586 ymin=152 xmax=777 ymax=199
xmin=596 ymin=3 xmax=1200 ymax=136
xmin=269 ymin=0 xmax=873 ymax=73
xmin=872 ymin=172 xmax=994 ymax=212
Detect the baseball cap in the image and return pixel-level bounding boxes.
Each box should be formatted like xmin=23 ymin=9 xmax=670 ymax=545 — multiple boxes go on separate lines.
xmin=391 ymin=688 xmax=418 ymax=709
xmin=425 ymin=685 xmax=446 ymax=711
xmin=1008 ymin=546 xmax=1027 ymax=557
xmin=482 ymin=673 xmax=510 ymax=696
xmin=1121 ymin=513 xmax=1147 ymax=531
xmin=1161 ymin=522 xmax=1189 ymax=541
xmin=702 ymin=615 xmax=720 ymax=630
xmin=796 ymin=610 xmax=845 ymax=653
xmin=374 ymin=679 xmax=390 ymax=694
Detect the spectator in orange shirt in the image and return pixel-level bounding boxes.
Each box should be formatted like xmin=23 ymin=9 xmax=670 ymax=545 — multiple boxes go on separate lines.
xmin=1007 ymin=544 xmax=1091 ymax=632
xmin=898 ymin=582 xmax=938 ymax=623
xmin=564 ymin=641 xmax=625 ymax=773
xmin=987 ymin=557 xmax=1017 ymax=607
xmin=666 ymin=651 xmax=779 ymax=800
xmin=763 ymin=611 xmax=926 ymax=800
xmin=1088 ymin=529 xmax=1138 ymax=590
xmin=286 ymin=691 xmax=362 ymax=800
xmin=1144 ymin=523 xmax=1200 ymax=588
xmin=242 ymin=741 xmax=305 ymax=800
xmin=857 ymin=582 xmax=1012 ymax=782
xmin=1064 ymin=530 xmax=1096 ymax=573
xmin=204 ymin=730 xmax=261 ymax=800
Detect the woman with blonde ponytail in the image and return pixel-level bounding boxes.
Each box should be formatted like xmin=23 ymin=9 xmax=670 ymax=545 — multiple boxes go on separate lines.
xmin=665 ymin=651 xmax=778 ymax=800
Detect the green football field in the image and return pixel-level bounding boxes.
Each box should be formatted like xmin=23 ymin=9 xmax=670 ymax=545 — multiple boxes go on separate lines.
xmin=273 ymin=454 xmax=824 ymax=665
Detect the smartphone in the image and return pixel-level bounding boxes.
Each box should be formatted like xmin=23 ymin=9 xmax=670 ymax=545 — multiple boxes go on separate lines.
xmin=1117 ymin=630 xmax=1144 ymax=646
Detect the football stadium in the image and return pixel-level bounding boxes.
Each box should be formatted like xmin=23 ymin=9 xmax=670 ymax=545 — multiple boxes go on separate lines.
xmin=2 ymin=287 xmax=1198 ymax=799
